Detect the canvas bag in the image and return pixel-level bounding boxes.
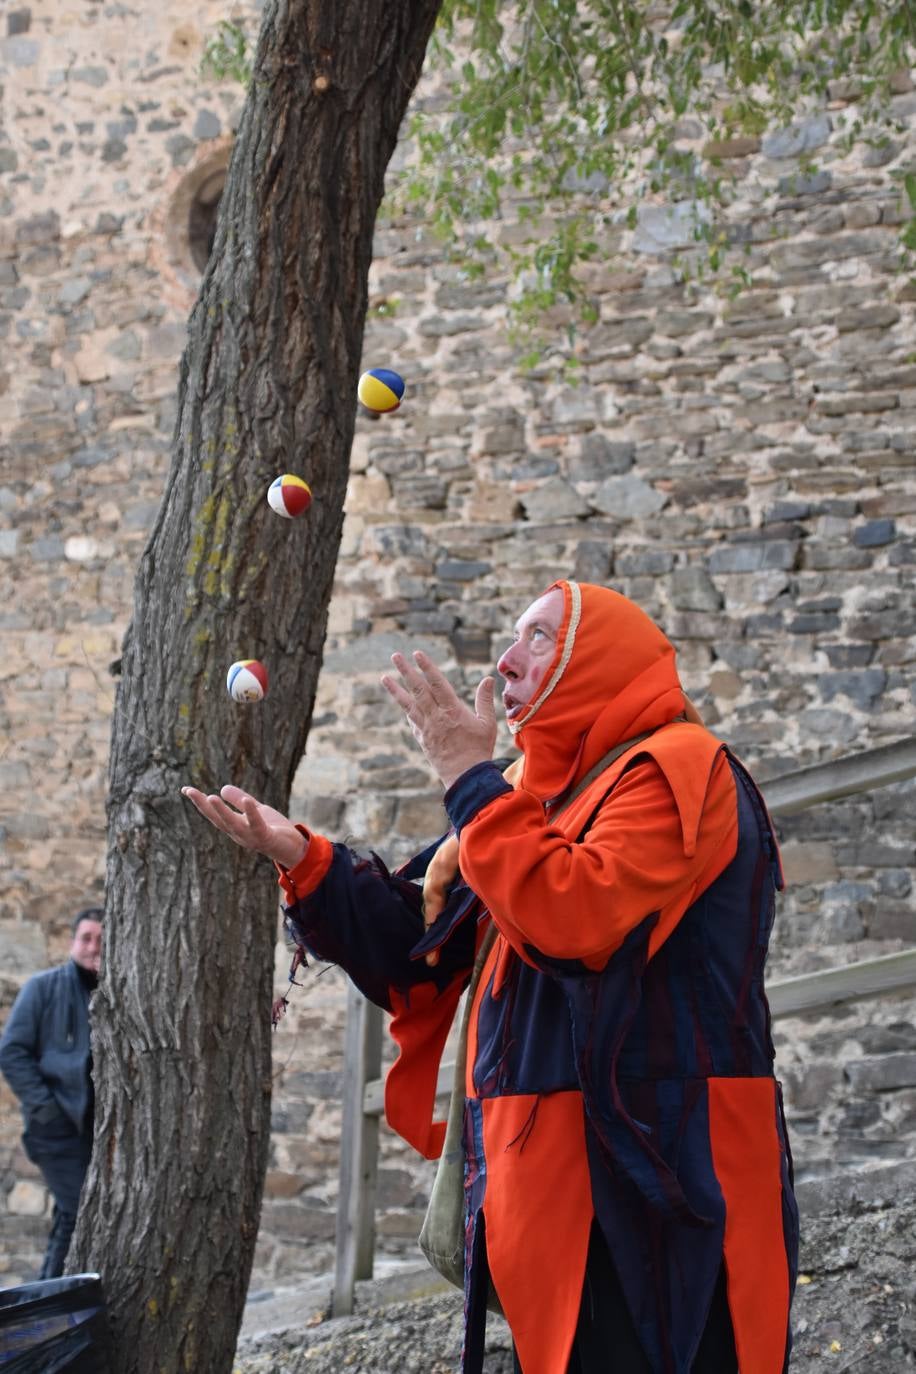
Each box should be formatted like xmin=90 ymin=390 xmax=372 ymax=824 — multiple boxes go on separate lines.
xmin=417 ymin=729 xmax=661 ymax=1299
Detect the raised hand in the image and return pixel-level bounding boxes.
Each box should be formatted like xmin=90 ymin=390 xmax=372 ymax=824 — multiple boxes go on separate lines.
xmin=180 ymin=784 xmax=308 ymax=869
xmin=380 ymin=650 xmax=497 ymax=790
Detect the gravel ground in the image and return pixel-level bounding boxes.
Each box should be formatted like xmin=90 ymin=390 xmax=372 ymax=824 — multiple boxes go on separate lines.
xmin=235 ymin=1162 xmax=916 ymax=1373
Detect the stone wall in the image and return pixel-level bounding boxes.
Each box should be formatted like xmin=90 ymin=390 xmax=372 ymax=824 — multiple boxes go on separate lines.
xmin=1 ymin=2 xmax=915 ymax=1289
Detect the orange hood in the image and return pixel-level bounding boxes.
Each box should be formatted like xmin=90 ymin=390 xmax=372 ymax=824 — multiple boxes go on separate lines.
xmin=512 ymin=580 xmax=687 ymax=800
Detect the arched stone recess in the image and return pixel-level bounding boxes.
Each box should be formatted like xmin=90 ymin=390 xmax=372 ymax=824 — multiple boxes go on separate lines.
xmin=148 ymin=138 xmax=233 ymax=310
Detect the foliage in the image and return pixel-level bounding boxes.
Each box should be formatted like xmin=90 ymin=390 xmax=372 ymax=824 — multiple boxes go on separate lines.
xmin=391 ymin=0 xmax=916 ymax=358
xmin=201 ymin=20 xmax=253 ymax=87
xmin=201 ymin=3 xmax=916 ymax=361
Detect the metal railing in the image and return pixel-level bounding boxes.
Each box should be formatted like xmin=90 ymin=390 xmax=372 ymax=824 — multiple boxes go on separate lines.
xmin=331 ymin=736 xmax=916 ymax=1314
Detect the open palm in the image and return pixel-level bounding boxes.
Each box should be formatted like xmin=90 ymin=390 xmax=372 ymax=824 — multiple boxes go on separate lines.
xmin=181 ymin=784 xmax=307 ymax=869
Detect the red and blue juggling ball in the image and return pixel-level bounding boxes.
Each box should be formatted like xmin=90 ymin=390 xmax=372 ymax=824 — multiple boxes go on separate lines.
xmin=267 ymin=473 xmax=312 ymax=518
xmin=226 ymin=659 xmax=268 ymax=702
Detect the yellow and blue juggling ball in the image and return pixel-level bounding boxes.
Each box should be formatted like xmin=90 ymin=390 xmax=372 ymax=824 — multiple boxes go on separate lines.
xmin=357 ymin=367 xmax=405 ymax=414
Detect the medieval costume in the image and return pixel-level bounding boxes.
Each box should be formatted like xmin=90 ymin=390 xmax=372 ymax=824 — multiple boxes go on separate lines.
xmin=279 ymin=581 xmax=798 ymax=1373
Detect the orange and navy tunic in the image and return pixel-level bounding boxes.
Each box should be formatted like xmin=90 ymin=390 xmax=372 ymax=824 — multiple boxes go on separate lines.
xmin=279 ymin=724 xmax=798 ymax=1374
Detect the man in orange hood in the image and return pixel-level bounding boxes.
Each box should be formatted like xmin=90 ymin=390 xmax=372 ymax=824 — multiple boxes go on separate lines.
xmin=183 ymin=580 xmax=798 ymax=1374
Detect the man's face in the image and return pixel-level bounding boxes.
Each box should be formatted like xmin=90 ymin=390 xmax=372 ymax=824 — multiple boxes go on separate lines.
xmin=497 ymin=588 xmax=565 ymax=722
xmin=70 ymin=919 xmax=102 ymax=974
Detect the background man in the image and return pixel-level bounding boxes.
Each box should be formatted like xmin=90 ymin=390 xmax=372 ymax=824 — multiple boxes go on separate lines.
xmin=0 ymin=906 xmax=102 ymax=1279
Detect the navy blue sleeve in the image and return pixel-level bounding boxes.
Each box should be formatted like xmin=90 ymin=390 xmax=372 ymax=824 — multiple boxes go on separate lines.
xmin=284 ymin=844 xmax=479 ymax=1011
xmin=443 ymin=761 xmax=513 ymax=833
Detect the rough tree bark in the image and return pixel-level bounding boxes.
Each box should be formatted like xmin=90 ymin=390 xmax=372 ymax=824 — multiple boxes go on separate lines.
xmin=68 ymin=3 xmax=443 ymax=1370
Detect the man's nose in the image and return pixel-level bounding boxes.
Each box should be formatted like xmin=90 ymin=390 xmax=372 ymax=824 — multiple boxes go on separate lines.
xmin=497 ymin=644 xmax=520 ymax=680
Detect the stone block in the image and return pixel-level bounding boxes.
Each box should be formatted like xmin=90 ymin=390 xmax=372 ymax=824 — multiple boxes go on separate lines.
xmin=263 ymin=1200 xmax=336 ymax=1242
xmin=797 ymin=707 xmax=858 ymax=746
xmin=779 ymin=841 xmax=838 ymax=885
xmin=418 ymin=314 xmax=482 ymax=337
xmin=800 ymin=545 xmax=870 ymax=573
xmin=74 ymin=346 xmax=110 ymax=384
xmin=362 ymin=525 xmax=429 ymax=560
xmin=853 ymin=519 xmax=895 ymax=547
xmin=614 ymin=549 xmax=674 ymax=577
xmin=376 ymin=1167 xmax=424 ymax=1208
xmin=392 ymin=475 xmax=447 ymax=510
xmin=845 ymin=1054 xmax=916 ymax=1093
xmin=26 ymin=537 xmax=66 ymax=561
xmin=632 ymin=201 xmax=711 ymax=255
xmin=450 ymin=628 xmax=491 ymax=663
xmin=567 ymin=435 xmax=634 ymax=481
xmin=777 ymin=169 xmax=832 ymax=196
xmin=878 ymin=870 xmax=913 ymax=899
xmin=656 ymin=309 xmax=714 ymax=337
xmin=707 ymin=541 xmax=797 ymax=574
xmin=821 ymin=905 xmax=866 ymax=941
xmin=15 ymin=211 xmax=60 ymax=246
xmin=762 ymin=114 xmax=832 ymax=158
xmin=572 ymin=540 xmax=612 ymax=584
xmin=868 ymin=902 xmax=916 ymax=942
xmin=71 ymin=65 xmax=108 ymax=86
xmin=101 ymin=139 xmax=127 ymax=164
xmin=193 ymin=109 xmax=221 ymax=140
xmin=6 ymin=1181 xmax=47 ymax=1216
xmin=270 ymin=1101 xmax=314 ymax=1133
xmin=703 ymin=136 xmax=760 ymax=159
xmin=669 ymin=567 xmax=721 ymax=612
xmin=590 ymin=474 xmax=667 ymax=520
xmin=472 ymin=417 xmax=521 ymax=456
xmin=816 ymin=393 xmax=899 ymax=416
xmin=3 ymin=35 xmax=38 ymax=66
xmin=783 ymin=1063 xmax=844 ymax=1112
xmin=817 ymin=669 xmax=887 ymax=708
xmin=519 ymin=479 xmax=587 ymax=522
xmin=434 ymin=559 xmax=491 ymax=581
xmin=394 ymin=793 xmax=446 ymax=839
xmin=837 ymin=304 xmax=901 ymax=333
xmin=850 ymin=608 xmax=916 ymax=640
xmin=264 ymin=1171 xmax=306 ymax=1200
xmin=323 ymin=632 xmax=443 ymax=673
xmin=551 ymin=388 xmax=603 ymax=423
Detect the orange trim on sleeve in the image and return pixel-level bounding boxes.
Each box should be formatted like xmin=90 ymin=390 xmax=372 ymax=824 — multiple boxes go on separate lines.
xmin=276 ymin=826 xmax=334 ymax=903
xmin=708 ymin=1077 xmax=792 ymax=1374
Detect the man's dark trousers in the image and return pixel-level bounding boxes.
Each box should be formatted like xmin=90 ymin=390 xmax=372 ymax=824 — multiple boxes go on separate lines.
xmin=23 ymin=1115 xmax=93 ymax=1279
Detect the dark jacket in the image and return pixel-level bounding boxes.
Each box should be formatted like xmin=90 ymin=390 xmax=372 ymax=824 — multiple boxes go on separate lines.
xmin=0 ymin=960 xmax=94 ymax=1132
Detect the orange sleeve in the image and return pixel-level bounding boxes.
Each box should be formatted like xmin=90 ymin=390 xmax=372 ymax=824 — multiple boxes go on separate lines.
xmin=276 ymin=825 xmax=334 ymax=903
xmin=458 ymin=752 xmax=737 ymax=966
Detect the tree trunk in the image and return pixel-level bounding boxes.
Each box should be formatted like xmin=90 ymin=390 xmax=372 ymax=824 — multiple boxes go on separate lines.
xmin=68 ymin=4 xmax=442 ymax=1370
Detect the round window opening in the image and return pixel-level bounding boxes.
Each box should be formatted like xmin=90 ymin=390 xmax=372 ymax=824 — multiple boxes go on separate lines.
xmin=188 ymin=168 xmax=225 ymax=273
xmin=154 ymin=141 xmax=233 ymax=306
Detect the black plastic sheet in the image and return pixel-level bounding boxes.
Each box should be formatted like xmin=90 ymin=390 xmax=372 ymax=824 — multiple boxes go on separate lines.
xmin=0 ymin=1274 xmax=112 ymax=1372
